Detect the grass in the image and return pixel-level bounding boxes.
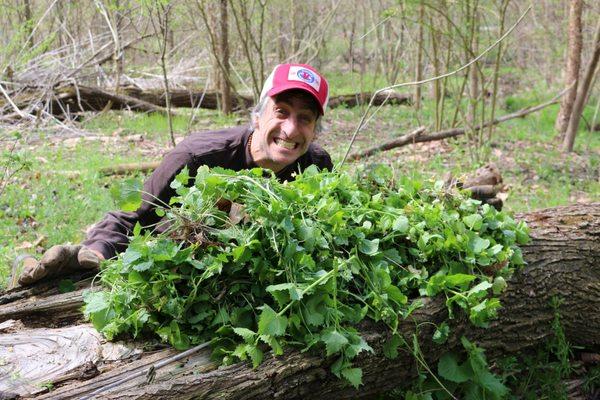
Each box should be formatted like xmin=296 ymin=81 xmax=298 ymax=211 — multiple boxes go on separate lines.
xmin=1 ymin=93 xmax=598 ymax=286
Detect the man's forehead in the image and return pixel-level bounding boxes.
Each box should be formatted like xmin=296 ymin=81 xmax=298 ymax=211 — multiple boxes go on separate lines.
xmin=273 ymin=90 xmax=319 ymax=115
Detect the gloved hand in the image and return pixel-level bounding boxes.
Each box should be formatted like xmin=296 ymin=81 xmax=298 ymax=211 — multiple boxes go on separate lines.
xmin=18 ymin=244 xmax=104 ymax=286
xmin=444 ymin=163 xmax=505 ymax=210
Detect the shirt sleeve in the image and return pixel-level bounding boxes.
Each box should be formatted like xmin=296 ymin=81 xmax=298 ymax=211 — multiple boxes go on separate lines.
xmin=83 ymin=147 xmax=194 ymax=259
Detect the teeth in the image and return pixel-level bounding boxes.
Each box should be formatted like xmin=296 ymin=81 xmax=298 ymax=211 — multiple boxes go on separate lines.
xmin=275 ymin=138 xmax=297 ymax=150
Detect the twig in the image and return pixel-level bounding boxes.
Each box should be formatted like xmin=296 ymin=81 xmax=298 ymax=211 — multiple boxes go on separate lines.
xmin=338 ymin=5 xmax=532 ymax=168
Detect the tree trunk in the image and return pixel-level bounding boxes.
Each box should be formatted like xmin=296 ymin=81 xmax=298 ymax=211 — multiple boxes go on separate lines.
xmin=555 ymin=0 xmax=583 ymax=136
xmin=562 ymin=19 xmax=600 ymax=152
xmin=219 ymin=0 xmax=232 ymax=115
xmin=414 ymin=3 xmax=424 ymax=111
xmin=23 ymin=0 xmax=34 ymax=49
xmin=0 ymin=203 xmax=598 ymax=399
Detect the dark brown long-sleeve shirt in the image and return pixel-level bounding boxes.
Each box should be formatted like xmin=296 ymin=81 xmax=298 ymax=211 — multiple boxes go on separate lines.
xmin=83 ymin=126 xmax=333 ymax=259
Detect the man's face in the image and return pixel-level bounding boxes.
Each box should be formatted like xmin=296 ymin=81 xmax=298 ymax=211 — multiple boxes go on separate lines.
xmin=251 ymin=90 xmax=319 ymax=172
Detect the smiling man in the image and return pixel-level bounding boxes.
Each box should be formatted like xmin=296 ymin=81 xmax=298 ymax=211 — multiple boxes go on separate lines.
xmin=16 ymin=63 xmax=333 ymax=285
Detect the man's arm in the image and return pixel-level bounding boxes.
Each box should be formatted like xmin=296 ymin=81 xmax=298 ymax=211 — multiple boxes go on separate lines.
xmin=83 ymin=147 xmax=196 ymax=259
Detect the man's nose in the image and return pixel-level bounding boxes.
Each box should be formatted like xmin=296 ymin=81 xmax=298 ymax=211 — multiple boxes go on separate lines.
xmin=281 ymin=116 xmax=300 ymax=138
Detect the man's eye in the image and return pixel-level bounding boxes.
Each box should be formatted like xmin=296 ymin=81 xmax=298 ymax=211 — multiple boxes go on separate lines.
xmin=275 ymin=108 xmax=287 ymax=116
xmin=299 ymin=115 xmax=314 ymax=124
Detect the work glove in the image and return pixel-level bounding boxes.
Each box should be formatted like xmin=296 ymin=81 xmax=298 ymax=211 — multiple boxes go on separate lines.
xmin=17 ymin=244 xmax=103 ymax=286
xmin=445 ymin=163 xmax=505 ymax=210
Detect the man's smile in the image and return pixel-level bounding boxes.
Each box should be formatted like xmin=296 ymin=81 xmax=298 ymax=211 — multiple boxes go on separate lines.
xmin=273 ymin=137 xmax=299 ymax=150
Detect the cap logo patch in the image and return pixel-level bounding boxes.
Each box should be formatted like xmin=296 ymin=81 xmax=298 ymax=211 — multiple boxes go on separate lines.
xmin=288 ymin=66 xmax=321 ymax=91
xmin=297 ymin=68 xmax=315 ymax=83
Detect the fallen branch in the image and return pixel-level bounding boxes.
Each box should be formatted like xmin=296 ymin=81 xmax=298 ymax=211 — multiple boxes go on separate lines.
xmin=349 ymin=88 xmax=567 ymax=160
xmin=349 ymin=126 xmax=426 ymax=160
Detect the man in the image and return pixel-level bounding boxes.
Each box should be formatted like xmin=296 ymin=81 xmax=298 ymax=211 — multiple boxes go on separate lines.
xmin=17 ymin=63 xmax=333 ymax=285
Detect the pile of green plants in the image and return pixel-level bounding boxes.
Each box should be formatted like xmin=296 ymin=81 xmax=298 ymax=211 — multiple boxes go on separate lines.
xmin=83 ymin=164 xmax=528 ymax=388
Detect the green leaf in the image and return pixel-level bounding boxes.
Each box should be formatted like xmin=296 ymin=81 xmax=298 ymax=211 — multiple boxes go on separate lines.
xmin=110 ymin=178 xmax=143 ymax=212
xmin=246 ymin=344 xmax=264 ymax=368
xmin=359 ymin=238 xmax=379 ymax=255
xmin=470 ymin=237 xmax=490 ymax=254
xmin=492 ymin=276 xmax=507 ymax=294
xmin=438 ymin=352 xmax=472 ymax=383
xmin=445 ymin=274 xmax=477 ymax=288
xmin=259 ymin=334 xmax=284 ymax=356
xmin=341 ymin=367 xmax=363 ymax=388
xmin=382 ymin=334 xmax=402 ymax=359
xmin=475 ymin=370 xmax=509 ymax=397
xmin=133 ymin=222 xmax=142 ymax=236
xmin=304 ymin=295 xmax=326 ymax=327
xmin=385 ymin=285 xmax=407 ymax=304
xmin=257 ymin=305 xmax=288 ymax=337
xmin=344 ymin=332 xmax=374 ymax=358
xmin=133 ymin=260 xmax=154 ymax=271
xmin=321 ymin=329 xmax=349 ymax=356
xmin=122 ymin=249 xmax=142 ymax=266
xmin=463 ymin=214 xmax=483 ymax=230
xmin=233 ymin=327 xmax=256 ymax=342
xmin=392 ymin=216 xmax=409 ymax=233
xmin=433 ymin=323 xmax=450 ymax=344
xmin=83 ymin=291 xmax=109 ymax=314
xmin=467 ymin=281 xmax=493 ymax=296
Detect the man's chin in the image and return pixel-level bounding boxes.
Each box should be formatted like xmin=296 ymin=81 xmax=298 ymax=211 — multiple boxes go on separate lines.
xmin=268 ymin=153 xmax=301 ymax=170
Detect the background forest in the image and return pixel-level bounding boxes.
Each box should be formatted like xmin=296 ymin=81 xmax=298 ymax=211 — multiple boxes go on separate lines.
xmin=0 ymin=0 xmax=599 ymax=398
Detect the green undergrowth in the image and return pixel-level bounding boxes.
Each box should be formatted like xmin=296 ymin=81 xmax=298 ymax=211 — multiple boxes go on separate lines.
xmin=84 ymin=164 xmax=528 ymax=388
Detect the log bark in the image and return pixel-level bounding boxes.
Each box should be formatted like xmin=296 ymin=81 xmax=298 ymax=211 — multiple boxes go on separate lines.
xmin=0 ymin=203 xmax=598 ymax=399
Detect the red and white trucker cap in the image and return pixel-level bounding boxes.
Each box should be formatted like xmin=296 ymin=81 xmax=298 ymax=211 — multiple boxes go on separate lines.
xmin=260 ymin=63 xmax=329 ymax=115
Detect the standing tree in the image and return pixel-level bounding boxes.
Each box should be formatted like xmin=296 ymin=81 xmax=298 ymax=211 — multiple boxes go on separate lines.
xmin=195 ymin=0 xmax=234 ymax=115
xmin=555 ymin=0 xmax=583 ymax=137
xmin=414 ymin=3 xmax=424 ymax=111
xmin=563 ymin=19 xmax=600 ymax=152
xmin=218 ymin=0 xmax=232 ymax=114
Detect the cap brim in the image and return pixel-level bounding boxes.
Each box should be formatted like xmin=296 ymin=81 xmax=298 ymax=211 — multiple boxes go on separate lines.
xmin=267 ymin=83 xmax=325 ymax=115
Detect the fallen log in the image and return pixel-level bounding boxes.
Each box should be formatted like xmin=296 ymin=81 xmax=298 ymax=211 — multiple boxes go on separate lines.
xmin=327 ymin=90 xmax=412 ymax=108
xmin=4 ymin=85 xmax=410 ymax=120
xmin=0 ymin=203 xmax=597 ymax=399
xmin=120 ymin=87 xmax=254 ymax=110
xmin=51 ymin=85 xmax=172 ymax=116
xmin=99 ymin=161 xmax=161 ymax=176
xmin=349 ymin=88 xmax=567 ymax=160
